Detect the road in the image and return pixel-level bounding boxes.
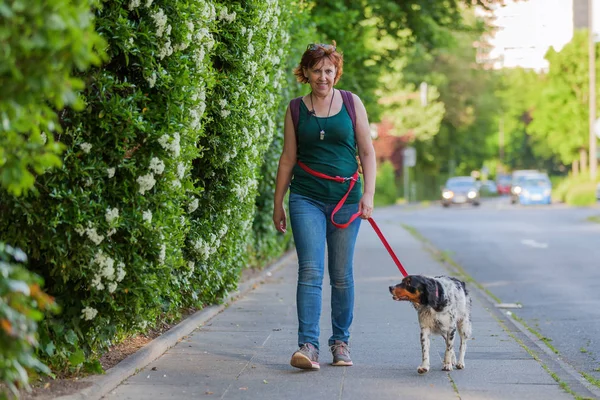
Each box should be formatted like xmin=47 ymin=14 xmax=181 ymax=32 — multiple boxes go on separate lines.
xmin=382 ymin=196 xmax=600 ymax=382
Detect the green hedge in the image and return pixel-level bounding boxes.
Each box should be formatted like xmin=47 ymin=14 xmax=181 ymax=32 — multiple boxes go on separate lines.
xmin=0 ymin=243 xmax=58 ymax=398
xmin=374 ymin=161 xmax=398 ymax=206
xmin=0 ymin=0 xmax=305 ymax=373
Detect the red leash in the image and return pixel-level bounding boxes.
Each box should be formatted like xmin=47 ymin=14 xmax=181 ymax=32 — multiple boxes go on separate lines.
xmin=297 ymin=161 xmax=409 ymax=277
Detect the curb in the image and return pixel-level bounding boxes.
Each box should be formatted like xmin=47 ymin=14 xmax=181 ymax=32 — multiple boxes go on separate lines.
xmin=55 ymin=250 xmax=296 ymax=400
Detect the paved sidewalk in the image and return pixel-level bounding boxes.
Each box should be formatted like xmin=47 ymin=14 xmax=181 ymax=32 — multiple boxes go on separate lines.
xmin=100 ymin=214 xmax=592 ymax=400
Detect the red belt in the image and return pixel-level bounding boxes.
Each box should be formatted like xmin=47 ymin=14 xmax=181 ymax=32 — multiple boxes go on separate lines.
xmin=296 ymin=161 xmax=408 ymax=277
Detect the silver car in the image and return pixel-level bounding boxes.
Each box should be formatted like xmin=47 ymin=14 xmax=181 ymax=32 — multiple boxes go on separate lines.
xmin=441 ymin=177 xmax=480 ymax=207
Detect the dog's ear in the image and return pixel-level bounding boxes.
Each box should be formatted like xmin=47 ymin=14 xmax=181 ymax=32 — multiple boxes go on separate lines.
xmin=425 ymin=279 xmax=445 ymax=311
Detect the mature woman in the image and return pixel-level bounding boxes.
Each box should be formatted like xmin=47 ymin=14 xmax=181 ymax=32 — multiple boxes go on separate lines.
xmin=272 ymin=41 xmax=376 ymax=370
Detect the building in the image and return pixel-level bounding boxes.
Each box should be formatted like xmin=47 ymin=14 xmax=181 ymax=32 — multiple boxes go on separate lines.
xmin=478 ymin=0 xmax=574 ymax=71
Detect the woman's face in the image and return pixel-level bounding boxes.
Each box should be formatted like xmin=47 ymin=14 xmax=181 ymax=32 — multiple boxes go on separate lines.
xmin=304 ymin=58 xmax=336 ymax=96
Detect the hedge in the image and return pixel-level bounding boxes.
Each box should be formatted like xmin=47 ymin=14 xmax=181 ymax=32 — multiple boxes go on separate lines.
xmin=0 ymin=0 xmax=311 ymax=375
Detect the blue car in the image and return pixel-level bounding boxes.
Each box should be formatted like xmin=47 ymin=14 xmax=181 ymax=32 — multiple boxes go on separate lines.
xmin=512 ymin=176 xmax=552 ymax=205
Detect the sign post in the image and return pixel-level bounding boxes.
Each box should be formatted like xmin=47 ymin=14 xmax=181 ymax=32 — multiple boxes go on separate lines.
xmin=403 ymin=147 xmax=417 ymax=202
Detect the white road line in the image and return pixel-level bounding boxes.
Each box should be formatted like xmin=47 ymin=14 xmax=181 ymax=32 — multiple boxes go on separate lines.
xmin=521 ymin=239 xmax=548 ymax=249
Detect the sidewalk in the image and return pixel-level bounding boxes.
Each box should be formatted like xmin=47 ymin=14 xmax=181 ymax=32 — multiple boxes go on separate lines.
xmin=72 ymin=212 xmax=596 ymax=399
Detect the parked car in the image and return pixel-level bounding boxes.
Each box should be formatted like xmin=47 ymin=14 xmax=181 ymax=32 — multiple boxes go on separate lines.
xmin=496 ymin=175 xmax=512 ymax=195
xmin=441 ymin=176 xmax=480 ymax=207
xmin=512 ymin=176 xmax=552 ymax=205
xmin=510 ymin=170 xmax=549 ymax=204
xmin=597 ymin=182 xmax=600 ymax=201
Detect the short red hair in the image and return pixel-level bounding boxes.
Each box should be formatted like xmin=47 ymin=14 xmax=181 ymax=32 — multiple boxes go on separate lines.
xmin=293 ymin=40 xmax=344 ymax=85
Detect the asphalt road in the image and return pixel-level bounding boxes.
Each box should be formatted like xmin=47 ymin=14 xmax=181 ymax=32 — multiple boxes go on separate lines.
xmin=381 ymin=196 xmax=600 ymax=381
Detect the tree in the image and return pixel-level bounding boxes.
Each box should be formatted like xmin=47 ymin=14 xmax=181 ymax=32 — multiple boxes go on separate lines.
xmin=528 ymin=30 xmax=599 ymax=171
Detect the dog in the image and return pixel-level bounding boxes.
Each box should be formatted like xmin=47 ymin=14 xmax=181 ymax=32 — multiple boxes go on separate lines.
xmin=389 ymin=275 xmax=472 ymax=374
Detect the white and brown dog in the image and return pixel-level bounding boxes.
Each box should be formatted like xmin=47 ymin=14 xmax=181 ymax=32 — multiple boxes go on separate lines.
xmin=389 ymin=275 xmax=472 ymax=374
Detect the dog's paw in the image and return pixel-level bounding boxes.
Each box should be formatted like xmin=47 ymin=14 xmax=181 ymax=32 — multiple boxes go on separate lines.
xmin=455 ymin=362 xmax=465 ymax=370
xmin=442 ymin=363 xmax=453 ymax=371
xmin=417 ymin=366 xmax=429 ymax=374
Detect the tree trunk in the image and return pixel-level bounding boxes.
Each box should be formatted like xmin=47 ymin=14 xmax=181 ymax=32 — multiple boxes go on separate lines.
xmin=573 ymin=159 xmax=579 ymax=176
xmin=580 ymin=147 xmax=588 ymax=174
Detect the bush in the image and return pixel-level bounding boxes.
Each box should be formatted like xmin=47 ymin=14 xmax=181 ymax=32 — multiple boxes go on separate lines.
xmin=553 ymin=173 xmax=599 ymax=205
xmin=374 ymin=161 xmax=398 ymax=206
xmin=565 ymin=181 xmax=598 ymax=206
xmin=0 ymin=243 xmax=57 ymax=399
xmin=0 ymin=0 xmax=304 ymax=373
xmin=0 ymin=0 xmax=105 ymax=196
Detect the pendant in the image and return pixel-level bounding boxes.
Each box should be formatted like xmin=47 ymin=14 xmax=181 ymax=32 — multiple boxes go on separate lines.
xmin=320 ymin=130 xmax=325 ymax=140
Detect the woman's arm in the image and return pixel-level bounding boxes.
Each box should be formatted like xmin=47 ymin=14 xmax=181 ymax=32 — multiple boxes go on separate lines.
xmin=352 ymin=94 xmax=376 ymax=218
xmin=273 ymin=105 xmax=297 ymax=232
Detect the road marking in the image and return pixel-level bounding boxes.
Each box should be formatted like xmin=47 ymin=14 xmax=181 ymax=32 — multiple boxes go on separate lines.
xmin=521 ymin=239 xmax=548 ymax=249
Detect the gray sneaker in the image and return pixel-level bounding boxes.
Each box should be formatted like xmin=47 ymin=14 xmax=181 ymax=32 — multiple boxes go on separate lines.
xmin=290 ymin=343 xmax=320 ymax=370
xmin=330 ymin=340 xmax=353 ymax=366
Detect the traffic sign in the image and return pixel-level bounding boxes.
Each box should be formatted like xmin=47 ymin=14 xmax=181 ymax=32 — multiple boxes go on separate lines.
xmin=403 ymin=147 xmax=416 ymax=167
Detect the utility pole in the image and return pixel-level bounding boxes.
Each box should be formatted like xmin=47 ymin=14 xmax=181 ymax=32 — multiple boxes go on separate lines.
xmin=589 ymin=0 xmax=597 ymax=180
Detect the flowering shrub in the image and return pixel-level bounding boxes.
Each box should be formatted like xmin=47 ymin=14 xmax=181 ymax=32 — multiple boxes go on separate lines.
xmin=0 ymin=0 xmax=105 ymax=196
xmin=0 ymin=0 xmax=308 ymax=372
xmin=0 ymin=243 xmax=57 ymax=399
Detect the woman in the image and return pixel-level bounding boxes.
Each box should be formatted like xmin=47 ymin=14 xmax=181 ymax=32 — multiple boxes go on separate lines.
xmin=272 ymin=41 xmax=376 ymax=370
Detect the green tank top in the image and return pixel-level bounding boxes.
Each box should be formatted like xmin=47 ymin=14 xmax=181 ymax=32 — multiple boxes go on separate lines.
xmin=290 ymin=100 xmax=362 ymax=204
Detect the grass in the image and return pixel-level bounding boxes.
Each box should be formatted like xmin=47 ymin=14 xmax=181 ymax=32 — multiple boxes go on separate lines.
xmin=586 ymin=215 xmax=600 ymax=224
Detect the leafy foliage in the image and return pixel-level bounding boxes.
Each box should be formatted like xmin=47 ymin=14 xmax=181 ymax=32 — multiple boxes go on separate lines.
xmin=0 ymin=0 xmax=299 ymax=372
xmin=0 ymin=0 xmax=105 ymax=196
xmin=0 ymin=243 xmax=58 ymax=399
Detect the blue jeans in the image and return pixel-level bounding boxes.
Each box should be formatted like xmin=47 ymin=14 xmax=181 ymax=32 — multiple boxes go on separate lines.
xmin=289 ymin=192 xmax=362 ymax=351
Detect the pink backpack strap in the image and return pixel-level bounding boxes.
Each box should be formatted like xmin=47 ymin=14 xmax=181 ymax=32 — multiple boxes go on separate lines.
xmin=339 ymin=89 xmax=356 ymax=132
xmin=290 ymin=96 xmax=303 ymax=135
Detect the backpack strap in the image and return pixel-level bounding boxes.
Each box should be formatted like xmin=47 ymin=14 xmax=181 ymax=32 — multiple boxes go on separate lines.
xmin=339 ymin=89 xmax=357 ymax=133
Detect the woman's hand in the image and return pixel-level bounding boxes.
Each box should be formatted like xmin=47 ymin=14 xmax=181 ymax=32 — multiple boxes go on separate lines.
xmin=358 ymin=192 xmax=374 ymax=220
xmin=273 ymin=204 xmax=287 ymax=233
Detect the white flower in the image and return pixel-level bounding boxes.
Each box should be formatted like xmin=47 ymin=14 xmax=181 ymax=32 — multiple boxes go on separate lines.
xmin=128 ymin=0 xmax=140 ymax=10
xmin=221 ymin=109 xmax=231 ymax=118
xmin=149 ymin=157 xmax=165 ymax=175
xmin=107 ymin=228 xmax=117 ymax=237
xmin=75 ymin=226 xmax=85 ymax=236
xmin=177 ymin=163 xmax=185 ymax=179
xmin=158 ymin=133 xmax=180 ymax=157
xmin=219 ymin=99 xmax=228 ymax=108
xmin=116 ymin=262 xmax=126 ymax=282
xmin=108 ymin=282 xmax=118 ymax=293
xmin=80 ymin=142 xmax=92 ymax=153
xmin=105 ymin=207 xmax=119 ymax=224
xmin=40 ymin=132 xmax=47 ymax=144
xmin=219 ymin=224 xmax=228 ymax=237
xmin=142 ymin=210 xmax=152 ymax=223
xmin=84 ymin=177 xmax=93 ymax=187
xmin=171 ymin=179 xmax=181 ymax=189
xmin=158 ymin=243 xmax=166 ymax=264
xmin=137 ymin=173 xmax=156 ymax=195
xmin=151 ymin=8 xmax=168 ymax=37
xmin=188 ymin=198 xmax=199 ymax=213
xmin=81 ymin=306 xmax=98 ymax=321
xmin=91 ymin=274 xmax=104 ymax=290
xmin=147 ymin=72 xmax=157 ymax=88
xmin=107 ymin=168 xmax=116 ymax=178
xmin=145 ymin=0 xmax=153 ymax=7
xmin=86 ymin=227 xmax=104 ymax=245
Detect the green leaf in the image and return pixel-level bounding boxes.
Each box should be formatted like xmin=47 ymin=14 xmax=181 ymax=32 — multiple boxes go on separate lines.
xmin=68 ymin=349 xmax=85 ymax=366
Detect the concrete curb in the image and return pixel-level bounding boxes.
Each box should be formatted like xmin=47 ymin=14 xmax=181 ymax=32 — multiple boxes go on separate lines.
xmin=55 ymin=250 xmax=296 ymax=400
xmin=418 ymin=239 xmax=600 ymax=400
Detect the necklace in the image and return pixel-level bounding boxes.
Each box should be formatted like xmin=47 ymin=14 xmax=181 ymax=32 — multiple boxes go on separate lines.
xmin=310 ymin=89 xmax=335 ymax=140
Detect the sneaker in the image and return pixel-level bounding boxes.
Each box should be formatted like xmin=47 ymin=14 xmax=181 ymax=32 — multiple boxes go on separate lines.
xmin=330 ymin=340 xmax=353 ymax=366
xmin=290 ymin=343 xmax=320 ymax=370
